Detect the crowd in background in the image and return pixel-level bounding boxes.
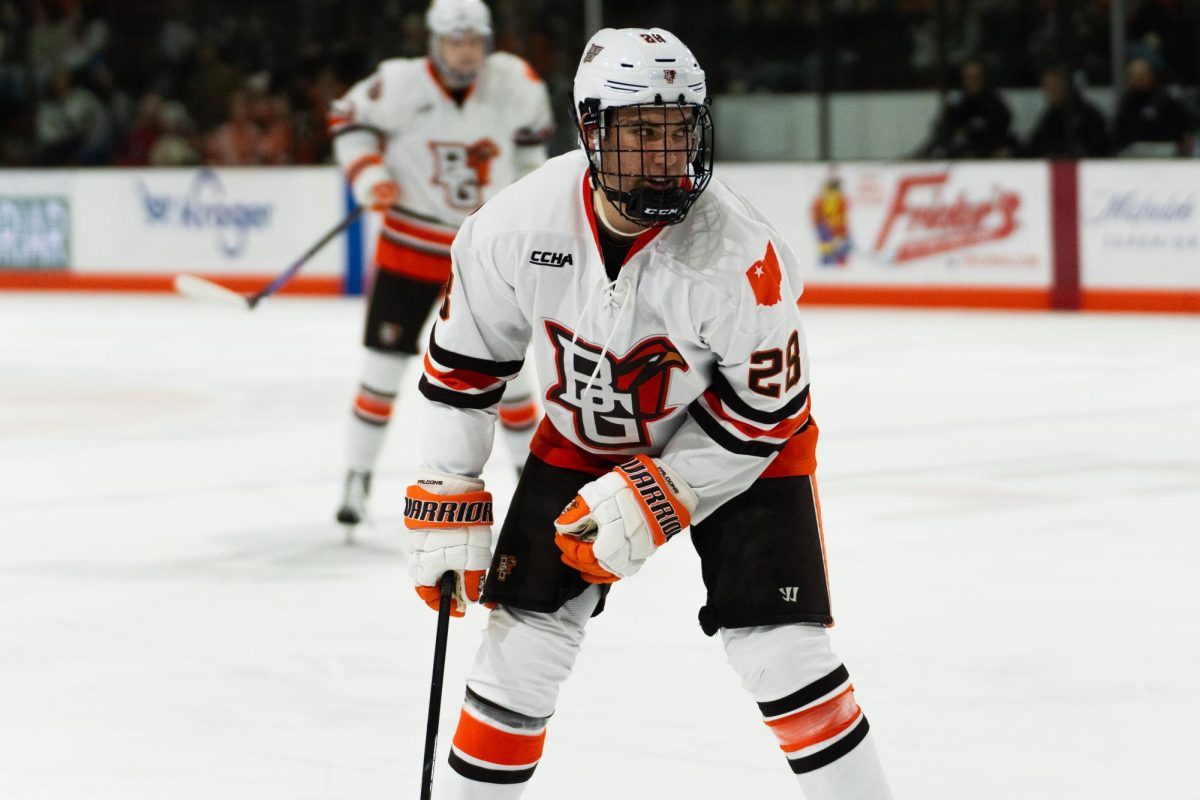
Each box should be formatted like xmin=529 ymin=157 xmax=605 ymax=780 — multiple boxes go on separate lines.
xmin=1 ymin=0 xmax=1199 ymax=167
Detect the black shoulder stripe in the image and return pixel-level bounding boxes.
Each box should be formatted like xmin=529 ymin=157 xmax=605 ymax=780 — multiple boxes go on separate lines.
xmin=787 ymin=716 xmax=869 ymax=774
xmin=429 ymin=330 xmax=523 ymax=378
xmin=711 ymin=371 xmax=810 ymax=426
xmin=758 ymin=664 xmax=849 ymax=718
xmin=331 ymin=122 xmax=386 ymax=140
xmin=419 ymin=376 xmax=506 ymax=409
xmin=688 ymin=403 xmax=784 ymax=458
xmin=448 ymin=751 xmax=537 ymax=784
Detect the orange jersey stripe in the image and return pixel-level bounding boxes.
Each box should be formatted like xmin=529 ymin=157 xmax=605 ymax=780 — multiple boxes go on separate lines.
xmin=452 ymin=709 xmax=546 ymax=767
xmin=374 ymin=237 xmax=451 ymax=283
xmin=767 ymin=685 xmax=862 ymax=753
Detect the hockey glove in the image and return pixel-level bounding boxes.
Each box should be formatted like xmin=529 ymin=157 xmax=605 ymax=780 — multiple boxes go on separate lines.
xmin=350 ymin=158 xmax=400 ymax=211
xmin=404 ymin=469 xmax=493 ymax=617
xmin=554 ymin=455 xmax=697 ymax=584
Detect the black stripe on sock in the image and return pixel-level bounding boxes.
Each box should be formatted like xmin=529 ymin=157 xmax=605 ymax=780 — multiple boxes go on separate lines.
xmin=465 ymin=687 xmax=551 ymax=730
xmin=359 ymin=382 xmax=398 ymax=399
xmin=758 ymin=664 xmax=850 ymax=718
xmin=352 ymin=409 xmax=388 ymax=426
xmin=448 ymin=751 xmax=537 ymax=785
xmin=787 ymin=716 xmax=870 ymax=775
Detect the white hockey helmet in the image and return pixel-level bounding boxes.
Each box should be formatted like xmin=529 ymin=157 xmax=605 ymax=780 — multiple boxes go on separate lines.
xmin=425 ymin=0 xmax=492 ymax=37
xmin=426 ymin=0 xmax=493 ymax=87
xmin=573 ymin=28 xmax=714 ymax=226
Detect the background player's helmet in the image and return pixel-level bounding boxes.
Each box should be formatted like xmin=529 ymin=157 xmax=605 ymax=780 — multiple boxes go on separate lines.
xmin=426 ymin=0 xmax=493 ymax=87
xmin=572 ymin=27 xmax=714 ymax=227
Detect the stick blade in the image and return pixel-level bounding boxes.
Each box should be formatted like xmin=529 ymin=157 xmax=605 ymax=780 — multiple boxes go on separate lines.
xmin=173 ymin=274 xmax=252 ymax=310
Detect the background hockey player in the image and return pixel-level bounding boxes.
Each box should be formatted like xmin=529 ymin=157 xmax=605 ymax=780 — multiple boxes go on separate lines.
xmin=328 ymin=0 xmax=554 ymax=529
xmin=404 ymin=26 xmax=894 ymax=799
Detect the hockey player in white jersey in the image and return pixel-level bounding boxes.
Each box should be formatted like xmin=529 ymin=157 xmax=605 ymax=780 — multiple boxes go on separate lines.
xmin=328 ymin=0 xmax=553 ymax=528
xmin=405 ymin=27 xmax=894 ymax=799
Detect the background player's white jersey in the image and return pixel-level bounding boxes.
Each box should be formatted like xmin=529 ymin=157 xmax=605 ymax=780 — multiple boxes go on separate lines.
xmin=330 ymin=52 xmax=553 ymax=229
xmin=419 ymin=151 xmax=817 ymax=521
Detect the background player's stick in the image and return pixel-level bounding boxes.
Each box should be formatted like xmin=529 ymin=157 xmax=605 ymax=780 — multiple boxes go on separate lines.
xmin=420 ymin=572 xmax=456 ymax=800
xmin=173 ymin=205 xmax=366 ymax=310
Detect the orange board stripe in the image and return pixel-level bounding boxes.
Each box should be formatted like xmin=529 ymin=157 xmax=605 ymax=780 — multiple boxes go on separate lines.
xmin=1080 ymin=289 xmax=1200 ymax=313
xmin=0 ymin=273 xmax=342 ymax=295
xmin=800 ymin=285 xmax=1051 ymax=310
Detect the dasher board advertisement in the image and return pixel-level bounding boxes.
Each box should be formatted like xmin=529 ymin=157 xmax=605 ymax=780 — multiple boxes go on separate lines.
xmin=71 ymin=167 xmax=345 ymax=275
xmin=719 ymin=162 xmax=1053 ymax=288
xmin=1080 ymin=162 xmax=1200 ymax=290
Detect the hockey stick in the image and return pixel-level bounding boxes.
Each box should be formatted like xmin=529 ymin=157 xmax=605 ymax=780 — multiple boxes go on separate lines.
xmin=173 ymin=205 xmax=366 ymax=310
xmin=420 ymin=572 xmax=456 ymax=800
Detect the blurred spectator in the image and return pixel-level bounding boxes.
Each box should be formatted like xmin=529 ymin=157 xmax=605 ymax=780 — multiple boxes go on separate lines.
xmin=256 ymin=93 xmax=294 ymax=164
xmin=118 ymin=92 xmax=162 ymax=165
xmin=1025 ymin=68 xmax=1111 ymax=157
xmin=920 ymin=58 xmax=1018 ymax=158
xmin=205 ymin=89 xmax=260 ymax=164
xmin=1113 ymin=56 xmax=1193 ymax=156
xmin=148 ymin=100 xmax=199 ymax=166
xmin=35 ymin=67 xmax=111 ymax=164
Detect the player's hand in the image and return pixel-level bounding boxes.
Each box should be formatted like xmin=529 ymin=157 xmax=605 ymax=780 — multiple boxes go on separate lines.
xmin=350 ymin=158 xmax=399 ymax=211
xmin=554 ymin=455 xmax=697 ymax=583
xmin=404 ymin=469 xmax=494 ymax=617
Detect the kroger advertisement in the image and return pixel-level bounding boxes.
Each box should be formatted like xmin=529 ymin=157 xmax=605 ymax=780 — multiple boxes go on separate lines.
xmin=70 ymin=167 xmax=346 ymax=275
xmin=720 ymin=162 xmax=1054 ymax=288
xmin=1080 ymin=162 xmax=1200 ymax=290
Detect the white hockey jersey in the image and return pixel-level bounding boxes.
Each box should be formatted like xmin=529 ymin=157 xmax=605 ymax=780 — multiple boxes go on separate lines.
xmin=420 ymin=151 xmax=818 ymax=522
xmin=329 ymin=53 xmax=553 ymax=280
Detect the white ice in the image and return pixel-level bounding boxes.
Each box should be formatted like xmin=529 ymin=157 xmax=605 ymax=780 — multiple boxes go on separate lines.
xmin=2 ymin=293 xmax=1198 ymax=800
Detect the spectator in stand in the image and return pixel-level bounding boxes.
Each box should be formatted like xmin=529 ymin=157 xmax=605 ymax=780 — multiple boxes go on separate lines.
xmin=1113 ymin=56 xmax=1193 ymax=156
xmin=205 ymin=89 xmax=260 ymax=165
xmin=256 ymin=93 xmax=294 ymax=164
xmin=1025 ymin=67 xmax=1111 ymax=158
xmin=35 ymin=66 xmax=110 ymax=164
xmin=920 ymin=58 xmax=1018 ymax=158
xmin=149 ymin=99 xmax=199 ymax=166
xmin=119 ymin=93 xmax=162 ymax=165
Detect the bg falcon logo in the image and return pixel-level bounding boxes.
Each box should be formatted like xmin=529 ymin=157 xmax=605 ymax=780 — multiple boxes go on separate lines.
xmin=545 ymin=321 xmax=688 ymax=449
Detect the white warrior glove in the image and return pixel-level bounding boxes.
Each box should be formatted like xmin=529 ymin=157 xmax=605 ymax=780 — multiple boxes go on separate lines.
xmin=404 ymin=469 xmax=493 ymax=617
xmin=349 ymin=156 xmax=399 ymax=210
xmin=554 ymin=455 xmax=697 ymax=584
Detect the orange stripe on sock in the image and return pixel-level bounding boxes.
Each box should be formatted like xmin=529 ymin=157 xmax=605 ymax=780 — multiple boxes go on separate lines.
xmin=452 ymin=708 xmax=546 ymax=767
xmin=498 ymin=401 xmax=538 ymax=429
xmin=766 ymin=685 xmax=862 ymax=753
xmin=354 ymin=394 xmax=393 ymax=418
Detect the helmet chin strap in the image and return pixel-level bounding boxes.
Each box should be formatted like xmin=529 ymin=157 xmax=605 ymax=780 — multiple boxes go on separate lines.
xmin=597 ymin=181 xmax=686 ymax=227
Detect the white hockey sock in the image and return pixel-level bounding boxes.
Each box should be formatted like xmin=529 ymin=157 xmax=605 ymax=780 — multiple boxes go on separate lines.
xmin=440 ymin=689 xmax=549 ymax=800
xmin=346 ymin=350 xmax=411 ymax=473
xmin=723 ymin=625 xmax=894 ymax=800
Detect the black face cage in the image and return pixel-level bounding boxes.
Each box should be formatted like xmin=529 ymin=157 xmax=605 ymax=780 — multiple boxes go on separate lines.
xmin=574 ymin=97 xmax=714 ymax=227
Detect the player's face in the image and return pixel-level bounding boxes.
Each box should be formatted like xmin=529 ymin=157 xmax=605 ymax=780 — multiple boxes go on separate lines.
xmin=436 ymin=33 xmax=487 ymax=85
xmin=598 ymin=105 xmax=695 ymax=195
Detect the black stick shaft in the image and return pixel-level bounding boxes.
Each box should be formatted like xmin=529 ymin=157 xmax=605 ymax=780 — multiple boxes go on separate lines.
xmin=247 ymin=205 xmax=366 ymax=307
xmin=420 ymin=572 xmax=456 ymax=800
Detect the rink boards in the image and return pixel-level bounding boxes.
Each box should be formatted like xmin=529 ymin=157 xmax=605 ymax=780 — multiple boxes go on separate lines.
xmin=1 ymin=161 xmax=1197 ymax=312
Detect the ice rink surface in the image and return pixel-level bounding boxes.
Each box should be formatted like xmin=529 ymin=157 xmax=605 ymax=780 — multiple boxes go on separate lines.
xmin=2 ymin=292 xmax=1199 ymax=800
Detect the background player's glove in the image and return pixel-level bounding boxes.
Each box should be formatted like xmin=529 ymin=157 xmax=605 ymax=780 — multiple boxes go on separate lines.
xmin=554 ymin=455 xmax=697 ymax=583
xmin=351 ymin=159 xmax=400 ymax=211
xmin=404 ymin=469 xmax=493 ymax=617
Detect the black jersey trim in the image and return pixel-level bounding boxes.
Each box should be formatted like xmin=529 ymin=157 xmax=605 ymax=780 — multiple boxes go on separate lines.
xmin=786 ymin=716 xmax=870 ymax=774
xmin=428 ymin=330 xmax=524 ymax=378
xmin=448 ymin=751 xmax=537 ymax=784
xmin=688 ymin=403 xmax=784 ymax=458
xmin=758 ymin=664 xmax=849 ymax=718
xmin=710 ymin=371 xmax=810 ymax=426
xmin=331 ymin=122 xmax=386 ymax=140
xmin=419 ymin=376 xmax=506 ymax=409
